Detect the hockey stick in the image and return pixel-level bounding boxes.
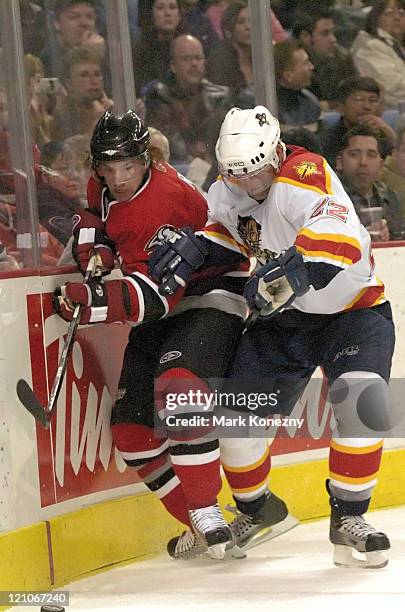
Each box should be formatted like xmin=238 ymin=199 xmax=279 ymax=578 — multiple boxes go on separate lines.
xmin=244 ymin=294 xmax=296 ymax=332
xmin=16 ymin=255 xmax=101 ymax=429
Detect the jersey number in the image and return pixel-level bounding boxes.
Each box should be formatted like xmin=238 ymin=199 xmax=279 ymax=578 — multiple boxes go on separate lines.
xmin=310 ymin=198 xmax=349 ymax=223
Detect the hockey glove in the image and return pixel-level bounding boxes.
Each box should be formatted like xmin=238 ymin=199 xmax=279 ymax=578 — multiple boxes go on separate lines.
xmin=149 ymin=227 xmax=208 ymax=296
xmin=53 ymin=277 xmax=129 ymax=324
xmin=244 ymin=246 xmax=310 ymax=318
xmin=72 ymin=212 xmax=115 ymax=275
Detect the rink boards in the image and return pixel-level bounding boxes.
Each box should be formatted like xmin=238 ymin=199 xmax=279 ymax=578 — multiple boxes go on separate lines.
xmin=0 ymin=244 xmax=405 ymax=598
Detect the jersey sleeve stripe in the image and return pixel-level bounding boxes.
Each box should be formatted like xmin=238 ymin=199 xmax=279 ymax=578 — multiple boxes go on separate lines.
xmin=295 ymin=231 xmax=362 ymax=266
xmin=343 ymin=282 xmax=385 ymax=311
xmin=297 ymin=227 xmax=362 ymax=249
xmin=296 ymin=247 xmax=353 ymax=267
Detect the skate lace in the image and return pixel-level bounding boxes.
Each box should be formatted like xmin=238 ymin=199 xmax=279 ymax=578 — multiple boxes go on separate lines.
xmin=341 ymin=515 xmax=376 ymax=539
xmin=226 ymin=505 xmax=254 ymax=537
xmin=189 ymin=503 xmax=227 ymax=535
xmin=176 ymin=529 xmax=198 ymax=554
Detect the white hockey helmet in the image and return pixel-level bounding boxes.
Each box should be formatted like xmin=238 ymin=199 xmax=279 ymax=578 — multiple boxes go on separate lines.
xmin=216 ymin=106 xmax=285 ymax=180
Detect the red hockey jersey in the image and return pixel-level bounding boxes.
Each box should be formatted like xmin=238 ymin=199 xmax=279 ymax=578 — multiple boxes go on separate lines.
xmin=75 ymin=163 xmax=248 ymax=324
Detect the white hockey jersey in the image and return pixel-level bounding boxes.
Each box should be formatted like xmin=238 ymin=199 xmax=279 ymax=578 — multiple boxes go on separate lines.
xmin=198 ymin=146 xmax=385 ymax=315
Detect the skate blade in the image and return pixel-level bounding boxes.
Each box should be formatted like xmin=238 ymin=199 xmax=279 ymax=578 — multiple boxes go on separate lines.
xmin=206 ymin=542 xmax=228 ymax=560
xmin=242 ymin=513 xmax=299 ymax=551
xmin=223 ymin=544 xmax=247 ymax=560
xmin=333 ymin=545 xmax=389 ymax=569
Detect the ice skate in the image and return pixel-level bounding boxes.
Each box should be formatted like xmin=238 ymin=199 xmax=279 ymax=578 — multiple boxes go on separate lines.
xmin=167 ymin=529 xmax=208 ymax=560
xmin=330 ymin=511 xmax=390 ymax=568
xmin=189 ymin=503 xmax=235 ymax=559
xmin=228 ymin=490 xmax=299 ymax=551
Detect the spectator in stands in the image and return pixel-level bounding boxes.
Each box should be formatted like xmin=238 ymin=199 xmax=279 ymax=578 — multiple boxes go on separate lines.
xmin=133 ymin=0 xmax=182 ymax=94
xmin=64 ymin=133 xmax=92 ymax=204
xmin=293 ymin=9 xmax=357 ymax=109
xmin=206 ymin=0 xmax=253 ymax=95
xmin=178 ymin=0 xmax=219 ymax=54
xmin=40 ymin=0 xmax=108 ymax=83
xmin=336 ymin=124 xmax=405 ymax=241
xmin=20 ymin=0 xmax=48 ymax=57
xmin=274 ymin=39 xmax=322 ymax=133
xmin=351 ymin=0 xmax=405 ymax=108
xmin=273 ymin=0 xmax=365 ymax=48
xmin=144 ymin=33 xmax=233 ymax=163
xmin=320 ymin=76 xmax=396 ymax=167
xmin=282 ymin=127 xmax=324 ymax=155
xmin=52 ymin=46 xmax=113 ymax=140
xmin=272 ymin=1 xmax=333 ymax=30
xmin=37 ymin=140 xmax=82 ymax=245
xmin=394 ymin=0 xmax=405 ymax=51
xmin=380 ymin=124 xmax=405 ymax=219
xmin=24 ymin=54 xmax=53 ymax=148
xmin=205 ymin=0 xmax=287 ymax=42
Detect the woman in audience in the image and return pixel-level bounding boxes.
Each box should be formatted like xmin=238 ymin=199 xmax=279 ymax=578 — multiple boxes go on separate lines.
xmin=351 ymin=0 xmax=405 ymax=108
xmin=24 ymin=54 xmax=54 ymax=148
xmin=133 ymin=0 xmax=182 ymax=94
xmin=206 ymin=0 xmax=252 ymax=95
xmin=205 ymin=0 xmax=287 ymax=42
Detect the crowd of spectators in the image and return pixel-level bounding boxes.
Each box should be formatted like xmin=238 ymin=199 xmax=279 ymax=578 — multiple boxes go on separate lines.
xmin=2 ymin=0 xmax=405 ymax=272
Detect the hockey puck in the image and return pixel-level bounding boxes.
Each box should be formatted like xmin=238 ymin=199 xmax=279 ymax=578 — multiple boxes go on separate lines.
xmin=40 ymin=606 xmax=65 ymax=612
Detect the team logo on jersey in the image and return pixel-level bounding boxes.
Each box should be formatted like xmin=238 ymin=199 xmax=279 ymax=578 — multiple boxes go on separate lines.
xmin=145 ymin=224 xmax=176 ymax=251
xmin=237 ymin=216 xmax=276 ymax=261
xmin=160 ymin=351 xmax=182 ymax=364
xmin=293 ymin=161 xmax=319 ymax=180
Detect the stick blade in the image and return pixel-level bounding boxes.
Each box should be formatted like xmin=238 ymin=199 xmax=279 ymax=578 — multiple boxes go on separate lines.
xmin=16 ymin=379 xmax=50 ymax=429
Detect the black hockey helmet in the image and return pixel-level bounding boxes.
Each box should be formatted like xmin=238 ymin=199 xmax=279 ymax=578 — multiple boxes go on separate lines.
xmin=90 ymin=110 xmax=150 ymax=170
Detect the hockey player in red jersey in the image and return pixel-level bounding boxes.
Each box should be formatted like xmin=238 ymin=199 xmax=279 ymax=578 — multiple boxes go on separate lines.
xmin=53 ymin=110 xmax=296 ymax=560
xmin=149 ymin=106 xmax=396 ymax=569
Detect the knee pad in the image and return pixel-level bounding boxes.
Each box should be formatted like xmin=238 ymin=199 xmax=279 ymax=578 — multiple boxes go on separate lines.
xmin=155 ymin=367 xmax=214 ymax=422
xmin=329 ymin=371 xmax=392 ymax=437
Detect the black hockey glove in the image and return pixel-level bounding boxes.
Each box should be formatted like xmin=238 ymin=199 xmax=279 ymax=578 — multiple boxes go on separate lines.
xmin=149 ymin=227 xmax=208 ymax=296
xmin=244 ymin=246 xmax=310 ymax=322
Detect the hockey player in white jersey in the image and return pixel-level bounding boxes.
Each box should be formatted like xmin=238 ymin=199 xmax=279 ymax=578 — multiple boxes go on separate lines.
xmin=149 ymin=106 xmax=396 ymax=568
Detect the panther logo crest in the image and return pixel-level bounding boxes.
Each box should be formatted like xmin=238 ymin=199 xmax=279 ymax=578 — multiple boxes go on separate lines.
xmin=237 ymin=215 xmax=276 ymax=261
